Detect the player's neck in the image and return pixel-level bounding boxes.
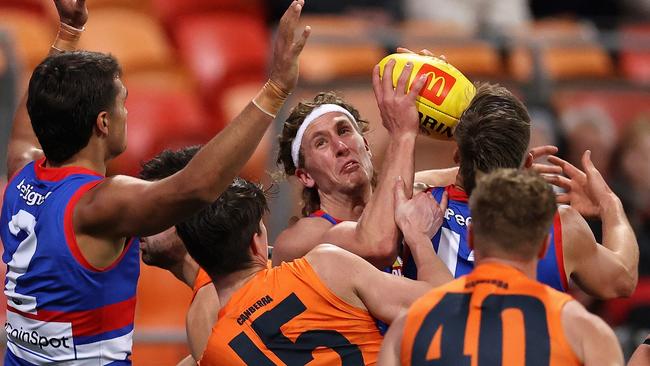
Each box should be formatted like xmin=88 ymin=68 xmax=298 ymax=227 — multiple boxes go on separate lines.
xmin=318 ymin=189 xmax=369 ymax=221
xmin=476 ymin=257 xmax=538 ymax=280
xmin=44 ymin=144 xmax=107 ymax=175
xmin=454 ymin=174 xmax=465 ymax=191
xmin=213 ymin=263 xmax=267 ymax=308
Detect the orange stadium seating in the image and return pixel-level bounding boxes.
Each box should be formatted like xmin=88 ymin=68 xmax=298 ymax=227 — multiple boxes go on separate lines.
xmin=78 ymin=8 xmax=175 ymax=74
xmin=173 ymin=13 xmax=269 ymax=103
xmin=108 ymin=85 xmax=210 ymax=176
xmin=151 ymin=0 xmax=265 ymax=29
xmin=0 ymin=9 xmax=56 ymax=72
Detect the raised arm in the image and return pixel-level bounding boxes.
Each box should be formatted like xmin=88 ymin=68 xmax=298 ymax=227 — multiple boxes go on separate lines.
xmin=320 ymin=59 xmax=427 ymax=268
xmin=547 ymin=151 xmax=639 ymax=298
xmin=76 ymin=1 xmax=311 ymax=239
xmin=6 ymin=0 xmax=88 ymax=177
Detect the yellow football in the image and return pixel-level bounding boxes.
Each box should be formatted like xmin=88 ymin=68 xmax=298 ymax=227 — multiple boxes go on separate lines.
xmin=378 ymin=53 xmax=476 ymax=140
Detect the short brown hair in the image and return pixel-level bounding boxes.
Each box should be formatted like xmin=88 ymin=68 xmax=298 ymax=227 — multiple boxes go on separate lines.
xmin=469 ymin=169 xmax=556 ymax=260
xmin=276 ymin=91 xmax=369 ymax=216
xmin=455 ymin=83 xmax=531 ymax=196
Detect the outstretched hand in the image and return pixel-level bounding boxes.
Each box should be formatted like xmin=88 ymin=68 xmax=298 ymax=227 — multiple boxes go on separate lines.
xmin=372 ymin=58 xmax=427 ymax=138
xmin=394 ymin=177 xmax=447 ymax=240
xmin=544 ymin=150 xmax=615 ymax=218
xmin=54 ymin=0 xmax=88 ymax=28
xmin=528 ymin=145 xmax=563 ymax=175
xmin=269 ymin=0 xmax=311 ymax=94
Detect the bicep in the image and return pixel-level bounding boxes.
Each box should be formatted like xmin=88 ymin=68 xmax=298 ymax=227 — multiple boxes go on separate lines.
xmin=187 ymin=284 xmax=218 ymax=361
xmin=355 ymin=266 xmax=431 ymax=325
xmin=321 ymin=222 xmax=397 ymax=268
xmin=76 ymin=175 xmax=206 ymax=239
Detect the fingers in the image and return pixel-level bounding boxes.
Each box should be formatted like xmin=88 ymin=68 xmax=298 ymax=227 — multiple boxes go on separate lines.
xmin=382 ymin=59 xmax=396 ymax=93
xmin=547 ymin=155 xmax=585 ymax=179
xmin=407 ymin=74 xmax=428 ymax=100
xmin=292 ymin=26 xmax=311 ymax=55
xmin=372 ymin=64 xmax=383 ymax=101
xmin=531 ymin=163 xmax=563 ymax=175
xmin=439 ymin=191 xmax=449 ymax=212
xmin=279 ymin=0 xmax=303 ymax=37
xmin=555 ymin=193 xmax=570 ymax=205
xmin=543 ymin=174 xmax=572 ymax=191
xmin=530 ymin=145 xmax=559 ymax=160
xmin=395 ymin=62 xmax=413 ymax=95
xmin=396 ymin=47 xmax=416 ymax=54
xmin=419 ymin=49 xmax=434 ymax=57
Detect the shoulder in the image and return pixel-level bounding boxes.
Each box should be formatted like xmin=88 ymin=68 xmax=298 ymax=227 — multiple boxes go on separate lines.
xmin=272 ymin=217 xmax=333 ymax=265
xmin=558 ymin=205 xmax=597 ymax=259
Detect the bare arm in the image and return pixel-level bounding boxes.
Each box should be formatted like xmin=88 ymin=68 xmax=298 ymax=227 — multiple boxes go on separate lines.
xmin=271 ymin=217 xmax=333 ymax=266
xmin=306 ymin=244 xmax=434 ymax=325
xmin=549 ymin=151 xmax=638 ymax=298
xmin=562 ymin=300 xmax=624 ymax=366
xmin=377 ymin=311 xmax=406 ymax=366
xmin=76 ymin=1 xmax=311 ymax=239
xmin=320 ymin=59 xmax=428 ymax=268
xmin=186 ymin=284 xmax=218 ymax=361
xmin=7 ymin=0 xmax=88 ymax=177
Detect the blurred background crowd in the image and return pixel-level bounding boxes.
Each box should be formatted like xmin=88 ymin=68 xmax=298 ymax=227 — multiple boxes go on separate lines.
xmin=0 ymin=0 xmax=648 ymax=364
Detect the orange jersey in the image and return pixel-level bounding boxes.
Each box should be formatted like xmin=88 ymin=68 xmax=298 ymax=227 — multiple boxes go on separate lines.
xmin=200 ymin=258 xmax=383 ymax=365
xmin=191 ymin=268 xmax=212 ymax=303
xmin=401 ymin=263 xmax=581 ymax=366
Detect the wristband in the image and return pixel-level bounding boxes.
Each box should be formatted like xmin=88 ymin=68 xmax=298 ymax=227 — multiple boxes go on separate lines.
xmin=252 ymin=79 xmax=290 ymax=119
xmin=51 ymin=22 xmax=84 ymax=53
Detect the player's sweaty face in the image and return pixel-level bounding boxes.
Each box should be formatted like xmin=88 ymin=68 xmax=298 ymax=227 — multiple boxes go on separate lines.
xmin=300 ymin=114 xmax=373 ymax=193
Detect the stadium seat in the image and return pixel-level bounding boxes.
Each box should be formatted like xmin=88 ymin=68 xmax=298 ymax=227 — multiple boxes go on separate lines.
xmin=552 ymin=89 xmax=650 ymax=131
xmin=299 ymin=15 xmax=376 ymax=38
xmin=217 ymin=81 xmax=271 ymax=181
xmin=507 ymin=18 xmax=612 ymax=81
xmin=0 ymin=9 xmax=56 ymax=71
xmin=108 ymin=85 xmax=211 ymax=176
xmin=509 ymin=43 xmax=613 ymax=81
xmin=78 ymin=8 xmax=175 ymax=74
xmin=402 ymin=40 xmax=502 ymax=77
xmin=300 ymin=43 xmax=384 ymax=83
xmin=0 ymin=0 xmax=50 ymax=17
xmin=87 ymin=0 xmax=152 ymax=12
xmin=173 ymin=13 xmax=269 ymax=103
xmin=151 ymin=0 xmax=265 ymax=29
xmin=132 ymin=264 xmax=192 ymax=365
xmin=619 ymin=24 xmax=650 ymax=84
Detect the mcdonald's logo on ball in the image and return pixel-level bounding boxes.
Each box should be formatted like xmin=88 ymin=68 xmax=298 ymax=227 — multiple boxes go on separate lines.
xmin=378 ymin=53 xmax=476 ymax=140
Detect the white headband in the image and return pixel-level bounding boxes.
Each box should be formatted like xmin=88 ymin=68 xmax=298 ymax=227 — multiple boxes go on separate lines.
xmin=291 ymin=104 xmax=357 ymax=168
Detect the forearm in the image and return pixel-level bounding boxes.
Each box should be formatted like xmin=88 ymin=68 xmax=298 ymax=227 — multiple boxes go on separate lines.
xmin=174 ymin=83 xmax=286 ymax=203
xmin=600 ymin=195 xmax=639 ymax=283
xmin=405 ymin=232 xmax=452 ymax=286
xmin=355 ymin=135 xmax=416 ymax=260
xmin=7 ymin=23 xmax=80 ymax=175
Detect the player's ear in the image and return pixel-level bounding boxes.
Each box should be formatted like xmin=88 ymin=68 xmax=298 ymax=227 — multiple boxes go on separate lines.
xmin=296 ymin=168 xmax=316 ymax=188
xmin=96 ymin=111 xmax=110 ymax=136
xmin=537 ymin=234 xmax=551 ymax=259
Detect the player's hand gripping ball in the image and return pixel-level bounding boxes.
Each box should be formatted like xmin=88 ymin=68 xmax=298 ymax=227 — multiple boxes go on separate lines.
xmin=379 ymin=53 xmax=475 ymax=140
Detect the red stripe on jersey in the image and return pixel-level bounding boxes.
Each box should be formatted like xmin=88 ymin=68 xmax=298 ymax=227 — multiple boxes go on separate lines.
xmin=446 ymin=185 xmax=468 ymax=203
xmin=34 ymin=158 xmax=103 ymax=182
xmin=7 ymin=296 xmax=136 ymax=337
xmin=553 ymin=212 xmax=569 ymax=291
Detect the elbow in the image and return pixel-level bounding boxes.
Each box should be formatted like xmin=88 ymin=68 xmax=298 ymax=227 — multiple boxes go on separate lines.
xmin=365 ymin=238 xmax=399 ymax=269
xmin=615 ymin=269 xmax=639 ymax=298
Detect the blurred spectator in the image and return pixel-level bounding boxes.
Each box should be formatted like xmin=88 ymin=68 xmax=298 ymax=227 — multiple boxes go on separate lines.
xmin=403 ymin=0 xmax=531 ymax=36
xmin=269 ymin=0 xmax=403 ymax=24
xmin=560 ymin=104 xmax=617 ymax=179
xmin=0 ymin=31 xmax=18 ymax=178
xmin=622 ymin=0 xmax=650 ymax=21
xmin=529 ymin=107 xmax=561 ymax=151
xmin=612 ymin=117 xmax=650 ymax=275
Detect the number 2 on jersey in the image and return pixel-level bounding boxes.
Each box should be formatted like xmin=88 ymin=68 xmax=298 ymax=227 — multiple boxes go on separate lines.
xmin=5 ymin=210 xmax=38 ymax=314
